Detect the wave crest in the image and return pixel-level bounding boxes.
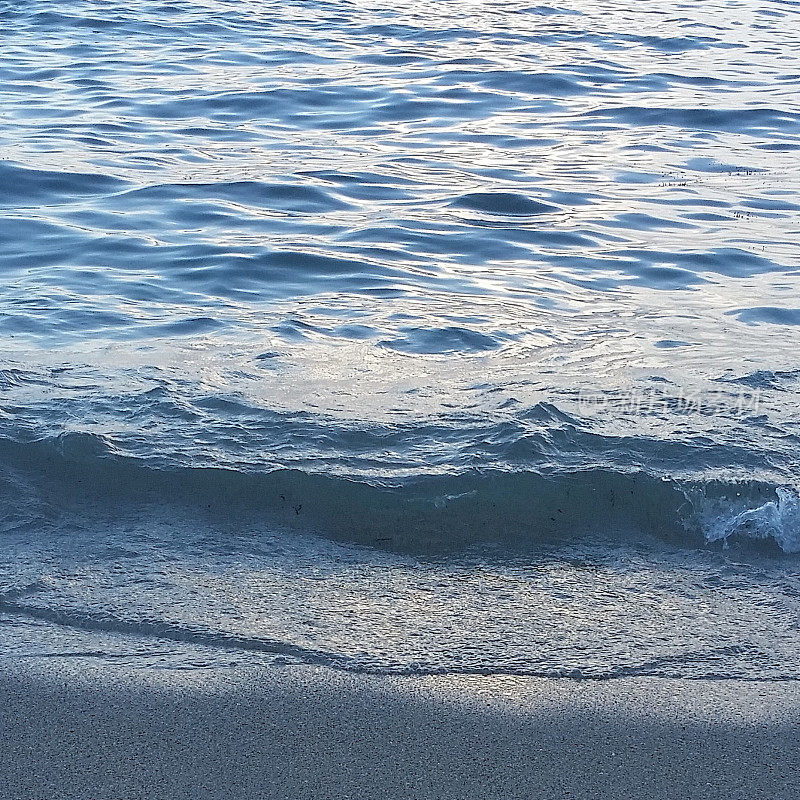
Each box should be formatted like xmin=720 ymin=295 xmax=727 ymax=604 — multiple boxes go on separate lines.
xmin=0 ymin=434 xmax=797 ymax=553
xmin=702 ymin=486 xmax=800 ymax=553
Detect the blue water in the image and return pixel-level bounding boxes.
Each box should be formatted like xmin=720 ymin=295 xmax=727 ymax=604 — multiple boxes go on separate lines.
xmin=2 ymin=0 xmax=800 ymax=679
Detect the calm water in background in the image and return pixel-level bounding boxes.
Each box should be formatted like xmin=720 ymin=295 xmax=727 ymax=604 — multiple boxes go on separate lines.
xmin=2 ymin=0 xmax=800 ymax=678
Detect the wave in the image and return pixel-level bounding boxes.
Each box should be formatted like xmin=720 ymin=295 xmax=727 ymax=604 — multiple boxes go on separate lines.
xmin=0 ymin=162 xmax=127 ymax=207
xmin=1 ymin=433 xmax=797 ymax=553
xmin=702 ymin=487 xmax=800 ymax=553
xmin=450 ymin=192 xmax=560 ymax=216
xmin=580 ymin=106 xmax=800 ymax=136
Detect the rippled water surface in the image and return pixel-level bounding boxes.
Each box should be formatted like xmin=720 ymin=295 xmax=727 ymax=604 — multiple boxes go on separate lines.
xmin=2 ymin=0 xmax=800 ymax=679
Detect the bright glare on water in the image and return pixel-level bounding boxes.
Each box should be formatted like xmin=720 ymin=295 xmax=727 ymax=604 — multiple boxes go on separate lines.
xmin=1 ymin=0 xmax=800 ymax=679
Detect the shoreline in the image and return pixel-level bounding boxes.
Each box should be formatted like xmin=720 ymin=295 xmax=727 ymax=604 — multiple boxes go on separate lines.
xmin=2 ymin=660 xmax=799 ymax=799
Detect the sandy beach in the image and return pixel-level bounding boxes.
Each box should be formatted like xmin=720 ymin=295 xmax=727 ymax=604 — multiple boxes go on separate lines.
xmin=2 ymin=662 xmax=798 ymax=799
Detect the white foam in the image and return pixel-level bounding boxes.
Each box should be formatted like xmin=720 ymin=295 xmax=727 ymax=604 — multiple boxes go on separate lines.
xmin=704 ymin=487 xmax=800 ymax=553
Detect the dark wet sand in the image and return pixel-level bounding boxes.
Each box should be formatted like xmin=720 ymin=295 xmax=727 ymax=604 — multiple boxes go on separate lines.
xmin=1 ymin=663 xmax=798 ymax=799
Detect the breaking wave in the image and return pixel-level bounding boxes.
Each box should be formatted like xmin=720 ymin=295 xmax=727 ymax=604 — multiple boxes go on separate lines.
xmin=1 ymin=432 xmax=797 ymax=553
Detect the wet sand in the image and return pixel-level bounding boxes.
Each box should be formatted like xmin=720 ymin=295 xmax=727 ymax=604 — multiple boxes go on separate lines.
xmin=1 ymin=662 xmax=798 ymax=799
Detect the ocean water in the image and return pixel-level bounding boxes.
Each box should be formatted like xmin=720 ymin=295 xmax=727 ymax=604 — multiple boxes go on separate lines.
xmin=2 ymin=0 xmax=800 ymax=679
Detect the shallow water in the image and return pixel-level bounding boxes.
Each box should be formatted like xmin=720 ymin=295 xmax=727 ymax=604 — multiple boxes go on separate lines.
xmin=2 ymin=0 xmax=800 ymax=679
